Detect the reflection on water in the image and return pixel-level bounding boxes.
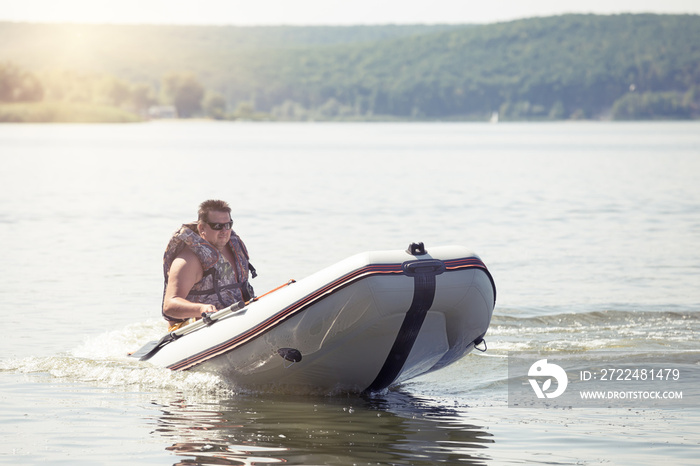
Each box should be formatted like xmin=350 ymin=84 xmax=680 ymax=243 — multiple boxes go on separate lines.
xmin=152 ymin=390 xmax=494 ymax=465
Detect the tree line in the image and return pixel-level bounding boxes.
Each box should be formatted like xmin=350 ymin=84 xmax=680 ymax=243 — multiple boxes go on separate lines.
xmin=0 ymin=62 xmax=228 ymax=120
xmin=1 ymin=14 xmax=699 ymax=121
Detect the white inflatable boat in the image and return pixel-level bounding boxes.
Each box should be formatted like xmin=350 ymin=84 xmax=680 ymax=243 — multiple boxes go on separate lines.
xmin=131 ymin=243 xmax=496 ymax=393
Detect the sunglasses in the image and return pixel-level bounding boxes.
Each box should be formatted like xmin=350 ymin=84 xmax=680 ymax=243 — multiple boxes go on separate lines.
xmin=205 ymin=220 xmax=233 ymax=231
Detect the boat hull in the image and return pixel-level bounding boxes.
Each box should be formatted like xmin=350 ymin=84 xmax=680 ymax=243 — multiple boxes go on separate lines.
xmin=146 ymin=245 xmax=496 ymax=393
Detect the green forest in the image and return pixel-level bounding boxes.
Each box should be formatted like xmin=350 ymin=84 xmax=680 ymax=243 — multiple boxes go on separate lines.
xmin=1 ymin=14 xmax=699 ymax=122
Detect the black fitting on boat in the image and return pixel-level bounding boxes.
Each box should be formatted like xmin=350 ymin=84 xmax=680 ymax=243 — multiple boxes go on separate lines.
xmin=277 ymin=348 xmax=302 ymax=363
xmin=201 ymin=312 xmax=215 ymax=326
xmin=407 ymin=242 xmax=427 ymax=256
xmin=402 ymin=259 xmax=445 ymax=277
xmin=473 ymin=335 xmax=487 ymax=352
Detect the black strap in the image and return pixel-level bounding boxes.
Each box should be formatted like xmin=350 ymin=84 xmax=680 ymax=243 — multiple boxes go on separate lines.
xmin=364 ymin=264 xmax=440 ymax=393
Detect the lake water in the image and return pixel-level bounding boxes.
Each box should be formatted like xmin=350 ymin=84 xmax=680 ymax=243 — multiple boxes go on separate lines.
xmin=1 ymin=121 xmax=699 ymax=465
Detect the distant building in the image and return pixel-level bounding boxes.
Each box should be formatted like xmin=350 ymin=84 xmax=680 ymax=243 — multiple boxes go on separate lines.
xmin=148 ymin=105 xmax=178 ymax=119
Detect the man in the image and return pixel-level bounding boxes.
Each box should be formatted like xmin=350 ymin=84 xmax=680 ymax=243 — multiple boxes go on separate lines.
xmin=162 ymin=200 xmax=255 ymax=330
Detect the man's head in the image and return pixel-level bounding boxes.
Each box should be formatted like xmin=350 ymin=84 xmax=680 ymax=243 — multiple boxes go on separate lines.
xmin=198 ymin=199 xmax=231 ymax=224
xmin=197 ymin=199 xmax=233 ymax=250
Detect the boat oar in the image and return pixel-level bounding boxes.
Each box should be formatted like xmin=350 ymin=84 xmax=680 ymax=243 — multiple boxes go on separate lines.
xmin=129 ymin=300 xmax=247 ymax=361
xmin=129 ymin=280 xmax=297 ymax=361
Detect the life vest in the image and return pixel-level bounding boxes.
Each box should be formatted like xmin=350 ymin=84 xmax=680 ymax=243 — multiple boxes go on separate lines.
xmin=162 ymin=223 xmax=256 ymax=323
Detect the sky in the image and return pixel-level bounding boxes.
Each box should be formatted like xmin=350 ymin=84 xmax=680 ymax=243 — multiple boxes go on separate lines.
xmin=1 ymin=0 xmax=699 ymax=25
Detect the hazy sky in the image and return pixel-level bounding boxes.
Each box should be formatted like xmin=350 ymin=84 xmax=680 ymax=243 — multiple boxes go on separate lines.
xmin=1 ymin=0 xmax=699 ymax=25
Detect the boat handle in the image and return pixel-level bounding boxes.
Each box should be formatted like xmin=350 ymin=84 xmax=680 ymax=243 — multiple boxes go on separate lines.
xmin=402 ymin=259 xmax=446 ymax=277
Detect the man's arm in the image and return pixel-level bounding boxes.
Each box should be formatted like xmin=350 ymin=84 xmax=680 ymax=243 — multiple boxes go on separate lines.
xmin=162 ymin=248 xmax=217 ymax=320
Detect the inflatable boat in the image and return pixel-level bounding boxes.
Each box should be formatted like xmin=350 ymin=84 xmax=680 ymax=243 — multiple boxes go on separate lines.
xmin=131 ymin=243 xmax=496 ymax=393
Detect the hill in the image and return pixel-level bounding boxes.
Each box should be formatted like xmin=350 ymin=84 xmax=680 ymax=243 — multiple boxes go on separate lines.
xmin=1 ymin=15 xmax=698 ymax=120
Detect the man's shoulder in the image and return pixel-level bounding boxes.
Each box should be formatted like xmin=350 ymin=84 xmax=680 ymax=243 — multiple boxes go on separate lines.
xmin=173 ymin=246 xmax=204 ymax=271
xmin=168 ymin=246 xmax=205 ymax=283
xmin=178 ymin=245 xmax=201 ymax=261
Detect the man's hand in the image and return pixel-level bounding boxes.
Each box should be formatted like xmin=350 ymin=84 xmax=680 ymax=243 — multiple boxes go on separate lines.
xmin=199 ymin=304 xmax=217 ymax=316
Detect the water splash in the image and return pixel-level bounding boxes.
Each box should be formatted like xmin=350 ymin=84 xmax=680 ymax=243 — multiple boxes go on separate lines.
xmin=0 ymin=320 xmax=236 ymax=397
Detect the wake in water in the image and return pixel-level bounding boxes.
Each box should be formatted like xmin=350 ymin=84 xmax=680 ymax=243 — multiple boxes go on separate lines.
xmin=1 ymin=309 xmax=697 ymax=400
xmin=488 ymin=308 xmax=699 ymax=357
